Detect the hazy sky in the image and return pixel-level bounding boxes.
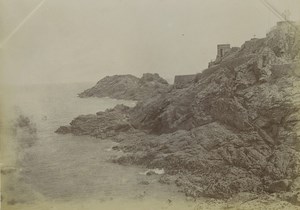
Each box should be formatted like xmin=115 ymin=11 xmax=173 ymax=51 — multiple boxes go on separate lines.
xmin=1 ymin=0 xmax=300 ymax=85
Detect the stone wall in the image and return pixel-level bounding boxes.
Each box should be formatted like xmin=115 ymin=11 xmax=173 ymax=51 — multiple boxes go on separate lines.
xmin=174 ymin=74 xmax=196 ymax=89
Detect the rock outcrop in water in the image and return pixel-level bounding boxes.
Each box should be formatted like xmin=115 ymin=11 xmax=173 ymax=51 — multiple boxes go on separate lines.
xmin=56 ymin=104 xmax=134 ymax=138
xmin=57 ymin=22 xmax=300 ymax=201
xmin=78 ymin=73 xmax=171 ymax=101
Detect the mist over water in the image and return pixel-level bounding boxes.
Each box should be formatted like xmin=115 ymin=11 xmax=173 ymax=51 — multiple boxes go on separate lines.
xmin=1 ymin=83 xmax=192 ymax=209
xmin=8 ymin=82 xmax=135 ymax=126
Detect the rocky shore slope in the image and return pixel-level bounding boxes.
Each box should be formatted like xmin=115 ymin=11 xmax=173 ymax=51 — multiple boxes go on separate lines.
xmin=78 ymin=73 xmax=171 ymax=101
xmin=57 ymin=22 xmax=300 ymax=203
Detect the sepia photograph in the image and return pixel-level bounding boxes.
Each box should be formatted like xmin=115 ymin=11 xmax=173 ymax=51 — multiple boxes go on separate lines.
xmin=1 ymin=0 xmax=300 ymax=209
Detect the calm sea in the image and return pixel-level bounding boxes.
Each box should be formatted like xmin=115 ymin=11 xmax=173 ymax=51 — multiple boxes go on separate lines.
xmin=1 ymin=83 xmax=191 ymax=209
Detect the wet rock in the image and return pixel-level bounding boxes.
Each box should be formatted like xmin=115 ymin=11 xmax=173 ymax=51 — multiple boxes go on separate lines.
xmin=55 ymin=126 xmax=71 ymax=134
xmin=146 ymin=171 xmax=156 ymax=176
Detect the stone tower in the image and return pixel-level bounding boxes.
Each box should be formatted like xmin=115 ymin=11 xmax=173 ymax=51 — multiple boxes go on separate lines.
xmin=217 ymin=44 xmax=231 ymax=60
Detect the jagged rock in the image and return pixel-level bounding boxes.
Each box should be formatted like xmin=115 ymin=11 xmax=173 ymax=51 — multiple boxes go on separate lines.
xmin=57 ymin=22 xmax=300 ymax=199
xmin=78 ymin=73 xmax=170 ymax=101
xmin=55 ymin=126 xmax=71 ymax=134
xmin=55 ymin=104 xmax=132 ymax=138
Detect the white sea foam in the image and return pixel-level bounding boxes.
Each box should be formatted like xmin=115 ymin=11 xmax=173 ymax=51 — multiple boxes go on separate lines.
xmin=139 ymin=168 xmax=165 ymax=175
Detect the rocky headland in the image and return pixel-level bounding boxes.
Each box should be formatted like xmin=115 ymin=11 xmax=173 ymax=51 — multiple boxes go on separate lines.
xmin=57 ymin=22 xmax=300 ymax=204
xmin=78 ymin=73 xmax=171 ymax=101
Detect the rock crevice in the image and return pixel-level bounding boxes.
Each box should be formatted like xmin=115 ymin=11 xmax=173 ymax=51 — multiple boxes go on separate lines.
xmin=57 ymin=22 xmax=300 ymax=200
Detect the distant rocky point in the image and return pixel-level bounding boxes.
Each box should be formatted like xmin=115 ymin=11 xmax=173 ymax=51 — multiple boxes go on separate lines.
xmin=57 ymin=21 xmax=300 ymax=203
xmin=78 ymin=73 xmax=171 ymax=101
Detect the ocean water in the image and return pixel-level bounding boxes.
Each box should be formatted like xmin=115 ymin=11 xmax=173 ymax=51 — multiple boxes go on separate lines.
xmin=1 ymin=83 xmax=194 ymax=209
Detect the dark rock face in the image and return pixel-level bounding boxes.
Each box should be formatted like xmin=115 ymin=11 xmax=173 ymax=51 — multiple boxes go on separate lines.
xmin=57 ymin=23 xmax=300 ymax=199
xmin=113 ymin=122 xmax=299 ymax=198
xmin=78 ymin=73 xmax=170 ymax=101
xmin=55 ymin=126 xmax=71 ymax=134
xmin=56 ymin=104 xmax=133 ymax=138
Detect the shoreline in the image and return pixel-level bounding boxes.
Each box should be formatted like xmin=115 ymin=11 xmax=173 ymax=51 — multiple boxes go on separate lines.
xmin=55 ymin=22 xmax=300 ymax=207
xmin=2 ymin=113 xmax=193 ymax=209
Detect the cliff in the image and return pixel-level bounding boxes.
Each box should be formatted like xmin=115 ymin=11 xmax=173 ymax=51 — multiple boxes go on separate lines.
xmin=78 ymin=73 xmax=171 ymax=101
xmin=57 ymin=22 xmax=300 ymax=202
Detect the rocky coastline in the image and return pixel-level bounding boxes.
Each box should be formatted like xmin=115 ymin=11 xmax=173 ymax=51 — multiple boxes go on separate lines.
xmin=78 ymin=73 xmax=171 ymax=101
xmin=56 ymin=22 xmax=300 ymax=205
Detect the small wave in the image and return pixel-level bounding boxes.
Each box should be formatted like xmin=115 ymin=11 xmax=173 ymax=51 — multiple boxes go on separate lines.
xmin=139 ymin=168 xmax=165 ymax=175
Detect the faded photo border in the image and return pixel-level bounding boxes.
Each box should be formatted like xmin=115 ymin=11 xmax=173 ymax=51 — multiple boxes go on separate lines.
xmin=1 ymin=1 xmax=300 ymax=210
